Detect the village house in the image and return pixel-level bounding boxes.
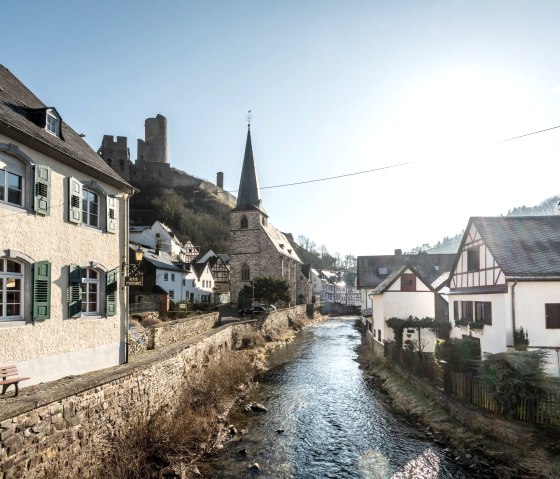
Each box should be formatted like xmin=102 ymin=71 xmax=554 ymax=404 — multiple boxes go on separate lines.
xmin=0 ymin=65 xmax=135 ymax=386
xmin=448 ymin=216 xmax=560 ymax=375
xmin=195 ymin=249 xmax=230 ymax=304
xmin=129 ymin=220 xmax=186 ymax=260
xmin=228 ymin=125 xmax=302 ymax=305
xmin=367 ymin=265 xmax=448 ymax=354
xmin=357 ymin=249 xmax=455 ymax=326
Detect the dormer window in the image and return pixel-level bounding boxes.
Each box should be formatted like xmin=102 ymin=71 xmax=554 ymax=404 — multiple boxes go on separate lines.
xmin=46 ymin=110 xmax=60 ymax=136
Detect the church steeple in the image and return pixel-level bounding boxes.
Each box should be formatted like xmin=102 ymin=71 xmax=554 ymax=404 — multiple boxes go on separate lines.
xmin=234 ymin=124 xmax=267 ymax=216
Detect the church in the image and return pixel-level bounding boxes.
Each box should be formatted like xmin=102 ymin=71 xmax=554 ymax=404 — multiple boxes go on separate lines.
xmin=229 ymin=125 xmax=302 ymax=305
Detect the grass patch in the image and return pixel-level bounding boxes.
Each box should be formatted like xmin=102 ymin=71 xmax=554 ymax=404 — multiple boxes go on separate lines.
xmin=94 ymin=351 xmax=256 ymax=479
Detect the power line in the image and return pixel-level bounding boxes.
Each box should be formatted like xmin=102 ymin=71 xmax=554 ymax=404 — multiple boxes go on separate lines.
xmin=228 ymin=162 xmax=412 ymax=193
xmin=502 ymin=125 xmax=560 ymax=142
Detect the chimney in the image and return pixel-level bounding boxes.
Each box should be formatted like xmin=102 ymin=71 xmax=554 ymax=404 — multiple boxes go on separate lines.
xmin=217 ymin=171 xmax=224 ymax=189
xmin=395 ymin=249 xmax=402 ymax=256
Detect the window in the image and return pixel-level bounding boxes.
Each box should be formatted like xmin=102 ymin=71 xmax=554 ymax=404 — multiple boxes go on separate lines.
xmin=82 ymin=188 xmax=99 ymax=227
xmin=182 ymin=279 xmax=186 ymax=286
xmin=171 ymin=273 xmax=175 ymax=282
xmin=192 ymin=280 xmax=196 ymax=287
xmin=455 ymin=300 xmax=491 ymax=325
xmin=169 ymin=290 xmax=175 ymax=299
xmin=81 ymin=268 xmax=99 ymax=315
xmin=241 ymin=264 xmax=250 ymax=281
xmin=67 ymin=178 xmax=116 ymax=233
xmin=240 ymin=216 xmax=248 ymax=229
xmin=475 ymin=301 xmax=492 ymax=325
xmin=0 ymin=169 xmax=23 ymax=206
xmin=461 ymin=301 xmax=473 ymax=321
xmin=164 ymin=273 xmax=168 ymax=281
xmin=401 ymin=273 xmax=415 ymax=292
xmin=377 ymin=329 xmax=381 ymax=342
xmin=545 ymin=303 xmax=560 ymax=329
xmin=467 ymin=248 xmax=480 ymax=272
xmin=46 ymin=111 xmax=60 ymax=136
xmin=0 ymin=259 xmax=23 ymax=320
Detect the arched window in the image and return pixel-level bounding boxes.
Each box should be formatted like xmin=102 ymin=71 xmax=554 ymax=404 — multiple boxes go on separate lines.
xmin=241 ymin=264 xmax=250 ymax=281
xmin=240 ymin=216 xmax=248 ymax=229
xmin=0 ymin=258 xmax=24 ymax=320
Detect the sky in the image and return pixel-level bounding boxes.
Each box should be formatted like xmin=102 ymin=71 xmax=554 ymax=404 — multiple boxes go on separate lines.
xmin=3 ymin=0 xmax=560 ymax=256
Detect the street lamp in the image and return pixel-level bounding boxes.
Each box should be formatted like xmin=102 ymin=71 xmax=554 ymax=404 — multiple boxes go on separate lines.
xmin=123 ymin=245 xmax=144 ymax=278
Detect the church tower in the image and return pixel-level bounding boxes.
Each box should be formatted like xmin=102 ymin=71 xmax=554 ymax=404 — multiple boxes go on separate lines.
xmin=229 ymin=123 xmax=302 ymax=305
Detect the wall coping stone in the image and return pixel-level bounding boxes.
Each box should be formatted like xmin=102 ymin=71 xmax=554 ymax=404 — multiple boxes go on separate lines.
xmin=0 ymin=320 xmax=256 ymax=423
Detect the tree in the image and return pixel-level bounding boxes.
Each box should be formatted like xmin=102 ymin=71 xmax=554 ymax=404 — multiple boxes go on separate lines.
xmin=478 ymin=350 xmax=550 ymax=417
xmin=238 ymin=277 xmax=290 ymax=307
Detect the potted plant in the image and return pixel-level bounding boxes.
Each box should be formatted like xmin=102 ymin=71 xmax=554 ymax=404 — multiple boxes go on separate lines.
xmin=513 ymin=326 xmax=529 ymax=351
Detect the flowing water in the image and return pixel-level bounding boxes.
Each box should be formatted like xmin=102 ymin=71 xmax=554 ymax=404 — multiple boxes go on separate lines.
xmin=201 ymin=317 xmax=478 ymax=478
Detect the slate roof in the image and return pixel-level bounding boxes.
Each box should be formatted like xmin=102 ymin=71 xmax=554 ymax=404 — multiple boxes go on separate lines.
xmin=357 ymin=252 xmax=455 ymax=289
xmin=233 ymin=126 xmax=267 ymax=215
xmin=0 ymin=65 xmax=133 ymax=192
xmin=263 ymin=223 xmax=302 ymax=263
xmin=134 ymin=244 xmax=184 ymax=272
xmin=372 ymin=264 xmax=437 ymax=295
xmin=462 ymin=216 xmax=560 ymax=278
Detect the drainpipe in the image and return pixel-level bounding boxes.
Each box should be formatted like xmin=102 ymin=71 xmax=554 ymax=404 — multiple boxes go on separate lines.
xmin=123 ymin=191 xmax=133 ymax=364
xmin=511 ymin=280 xmax=518 ymax=341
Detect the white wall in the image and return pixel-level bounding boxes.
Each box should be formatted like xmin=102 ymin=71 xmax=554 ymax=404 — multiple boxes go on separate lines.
xmin=0 ymin=134 xmax=127 ymax=386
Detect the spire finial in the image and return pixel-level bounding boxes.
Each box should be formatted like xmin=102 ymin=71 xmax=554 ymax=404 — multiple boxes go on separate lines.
xmin=246 ymin=109 xmax=253 ymax=128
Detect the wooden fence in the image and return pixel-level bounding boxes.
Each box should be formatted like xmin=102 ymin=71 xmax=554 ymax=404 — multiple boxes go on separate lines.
xmin=384 ymin=343 xmax=560 ymax=427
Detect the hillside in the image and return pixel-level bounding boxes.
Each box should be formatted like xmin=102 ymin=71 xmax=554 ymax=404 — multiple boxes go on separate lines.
xmin=130 ymin=182 xmax=231 ymax=252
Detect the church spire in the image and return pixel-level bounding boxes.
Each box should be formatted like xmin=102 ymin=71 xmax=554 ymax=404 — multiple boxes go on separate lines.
xmin=234 ymin=122 xmax=267 ymax=216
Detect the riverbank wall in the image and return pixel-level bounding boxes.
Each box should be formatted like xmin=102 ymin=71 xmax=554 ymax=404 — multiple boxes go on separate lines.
xmin=0 ymin=305 xmax=307 ymax=479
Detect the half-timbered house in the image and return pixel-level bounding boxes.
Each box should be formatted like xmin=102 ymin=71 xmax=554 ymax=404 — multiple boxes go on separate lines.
xmin=448 ymin=216 xmax=560 ymax=375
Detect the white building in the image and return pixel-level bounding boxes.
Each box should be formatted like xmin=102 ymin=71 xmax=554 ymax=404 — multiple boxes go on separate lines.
xmin=130 ymin=221 xmax=186 ymax=260
xmin=0 ymin=65 xmax=134 ymax=386
xmin=448 ymin=216 xmax=560 ymax=376
xmin=367 ymin=265 xmax=444 ymax=354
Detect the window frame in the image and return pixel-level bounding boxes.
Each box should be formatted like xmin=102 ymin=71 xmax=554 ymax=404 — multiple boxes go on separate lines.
xmin=467 ymin=247 xmax=480 ymax=272
xmin=0 ymin=258 xmax=24 ymax=321
xmin=545 ymin=303 xmax=560 ymax=329
xmin=241 ymin=264 xmax=250 ymax=281
xmin=82 ymin=187 xmax=100 ymax=228
xmin=46 ymin=111 xmax=60 ymax=136
xmin=81 ymin=267 xmax=100 ymax=316
xmin=400 ymin=273 xmax=416 ymax=292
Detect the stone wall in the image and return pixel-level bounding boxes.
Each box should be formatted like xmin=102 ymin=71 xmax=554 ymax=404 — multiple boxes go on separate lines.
xmin=149 ymin=313 xmax=219 ymax=349
xmin=0 ymin=321 xmax=256 ymax=479
xmin=260 ymin=305 xmax=306 ymax=337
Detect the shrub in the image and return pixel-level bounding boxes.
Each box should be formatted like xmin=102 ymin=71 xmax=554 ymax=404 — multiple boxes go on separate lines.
xmin=513 ymin=326 xmax=530 ymax=350
xmin=478 ymin=350 xmax=550 ymax=417
xmin=434 ymin=337 xmax=481 ymax=371
xmin=95 ymin=351 xmax=256 ymax=478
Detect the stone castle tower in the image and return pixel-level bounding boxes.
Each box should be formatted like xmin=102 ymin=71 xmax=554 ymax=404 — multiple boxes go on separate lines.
xmin=98 ymin=135 xmax=132 ymax=181
xmin=229 ymin=125 xmax=302 ymax=305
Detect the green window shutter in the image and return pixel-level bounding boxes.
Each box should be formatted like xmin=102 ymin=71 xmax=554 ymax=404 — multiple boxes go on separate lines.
xmin=106 ymin=267 xmax=118 ymax=317
xmin=68 ymin=264 xmax=82 ymax=318
xmin=68 ymin=177 xmax=83 ymax=224
xmin=34 ymin=165 xmax=51 ymax=216
xmin=33 ymin=261 xmax=51 ymax=321
xmin=106 ymin=196 xmax=117 ymax=234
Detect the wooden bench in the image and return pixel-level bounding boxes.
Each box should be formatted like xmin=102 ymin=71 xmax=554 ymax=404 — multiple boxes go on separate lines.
xmin=0 ymin=365 xmax=30 ymax=397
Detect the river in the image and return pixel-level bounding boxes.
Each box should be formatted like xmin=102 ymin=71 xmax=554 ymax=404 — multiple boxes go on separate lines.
xmin=200 ymin=317 xmax=478 ymax=478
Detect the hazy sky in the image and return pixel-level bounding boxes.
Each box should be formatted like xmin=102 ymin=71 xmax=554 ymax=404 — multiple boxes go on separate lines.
xmin=4 ymin=1 xmax=560 ymax=256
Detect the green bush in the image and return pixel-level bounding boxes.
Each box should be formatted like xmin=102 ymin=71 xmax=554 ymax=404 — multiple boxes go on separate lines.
xmin=479 ymin=350 xmax=550 ymax=417
xmin=434 ymin=337 xmax=481 ymax=371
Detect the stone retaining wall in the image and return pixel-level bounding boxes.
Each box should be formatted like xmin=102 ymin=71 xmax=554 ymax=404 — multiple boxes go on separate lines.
xmin=260 ymin=305 xmax=306 ymax=337
xmin=127 ymin=312 xmax=219 ymax=356
xmin=0 ymin=321 xmax=254 ymax=479
xmin=149 ymin=312 xmax=219 ymax=349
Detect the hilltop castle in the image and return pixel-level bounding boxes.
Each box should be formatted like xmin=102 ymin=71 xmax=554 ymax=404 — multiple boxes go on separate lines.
xmin=98 ymin=114 xmax=235 ymax=207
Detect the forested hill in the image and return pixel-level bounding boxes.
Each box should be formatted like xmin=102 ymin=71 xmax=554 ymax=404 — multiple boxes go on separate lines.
xmin=129 ymin=180 xmax=358 ymax=270
xmin=129 ymin=182 xmax=231 ymax=252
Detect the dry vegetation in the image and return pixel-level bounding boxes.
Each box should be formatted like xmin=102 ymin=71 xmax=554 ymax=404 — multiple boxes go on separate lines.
xmin=94 ymin=350 xmax=255 ymax=479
